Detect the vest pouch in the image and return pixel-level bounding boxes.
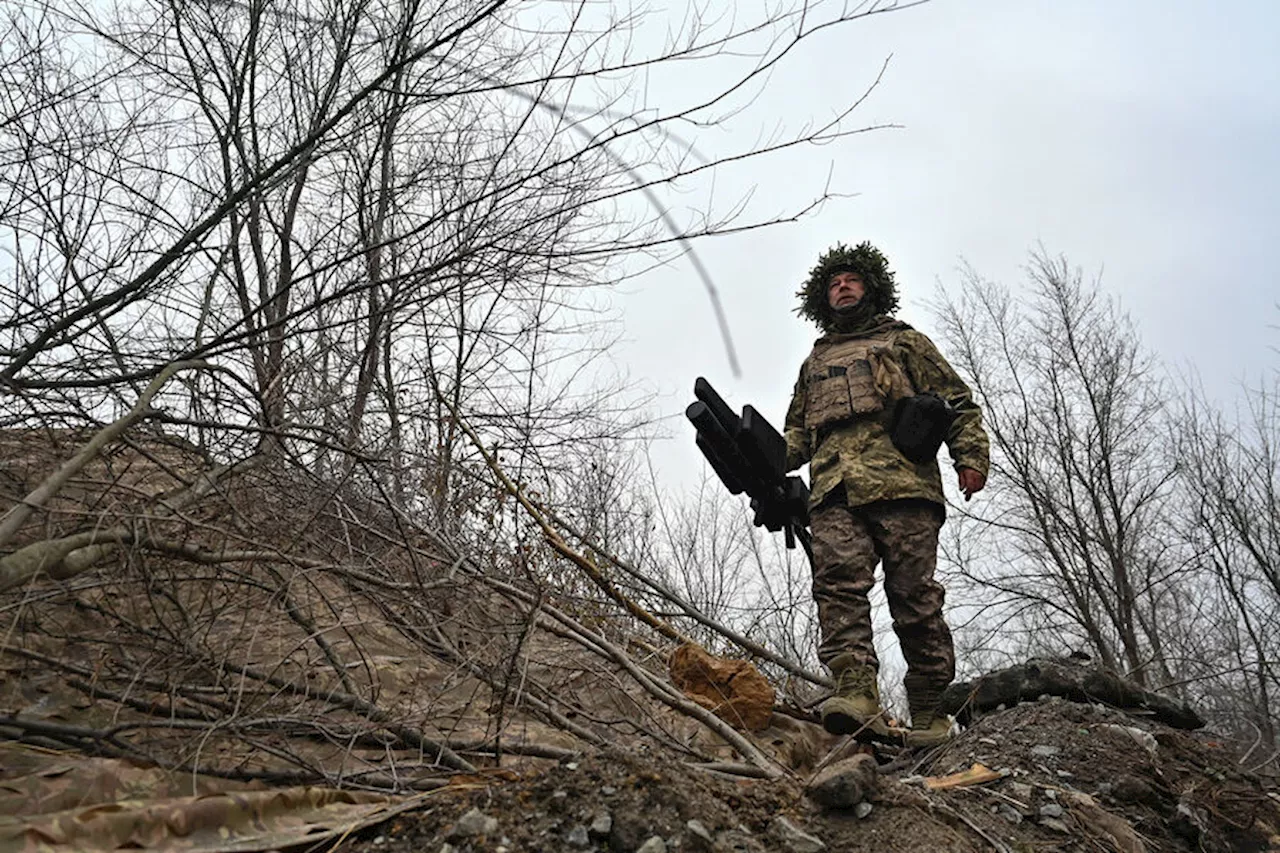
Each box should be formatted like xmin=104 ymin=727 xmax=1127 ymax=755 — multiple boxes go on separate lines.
xmin=890 ymin=392 xmax=957 ymax=464
xmin=844 ymin=358 xmax=884 ymax=414
xmin=805 ymin=359 xmax=884 ymax=430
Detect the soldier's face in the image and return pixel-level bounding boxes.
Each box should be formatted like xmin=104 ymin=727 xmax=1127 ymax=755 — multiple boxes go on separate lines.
xmin=828 ymin=271 xmax=865 ymax=309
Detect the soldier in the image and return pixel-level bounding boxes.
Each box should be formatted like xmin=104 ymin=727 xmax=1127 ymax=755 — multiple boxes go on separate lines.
xmin=784 ymin=242 xmax=989 ymax=747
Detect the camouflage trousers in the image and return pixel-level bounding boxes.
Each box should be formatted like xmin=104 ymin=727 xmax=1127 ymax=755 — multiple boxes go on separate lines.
xmin=810 ymin=498 xmax=955 ymax=689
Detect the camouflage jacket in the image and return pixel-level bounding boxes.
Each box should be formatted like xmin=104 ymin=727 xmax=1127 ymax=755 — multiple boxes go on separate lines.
xmin=783 ymin=316 xmax=989 ymax=510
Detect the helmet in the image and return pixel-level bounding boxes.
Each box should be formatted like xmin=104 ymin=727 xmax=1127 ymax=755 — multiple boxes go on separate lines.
xmin=796 ymin=241 xmax=900 ymax=331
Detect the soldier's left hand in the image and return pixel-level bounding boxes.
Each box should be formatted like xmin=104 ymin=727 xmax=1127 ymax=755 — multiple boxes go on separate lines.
xmin=957 ymin=468 xmax=986 ymax=501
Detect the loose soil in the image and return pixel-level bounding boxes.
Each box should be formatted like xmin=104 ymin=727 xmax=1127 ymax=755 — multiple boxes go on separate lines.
xmin=328 ymin=698 xmax=1280 ymax=853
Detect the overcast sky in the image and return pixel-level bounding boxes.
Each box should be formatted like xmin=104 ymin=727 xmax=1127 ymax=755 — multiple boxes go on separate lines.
xmin=611 ymin=0 xmax=1280 ymax=491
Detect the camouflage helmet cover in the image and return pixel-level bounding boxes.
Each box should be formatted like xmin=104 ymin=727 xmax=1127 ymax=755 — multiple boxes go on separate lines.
xmin=796 ymin=241 xmax=900 ymax=330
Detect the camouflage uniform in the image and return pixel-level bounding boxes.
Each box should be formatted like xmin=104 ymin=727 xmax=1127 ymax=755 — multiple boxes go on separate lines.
xmin=785 ymin=243 xmax=989 ymax=701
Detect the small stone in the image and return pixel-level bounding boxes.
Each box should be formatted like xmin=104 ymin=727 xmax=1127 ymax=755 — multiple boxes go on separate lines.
xmin=1097 ymin=724 xmax=1158 ymax=755
xmin=996 ymin=804 xmax=1022 ymax=824
xmin=373 ymin=836 xmax=385 ymax=845
xmin=685 ymin=820 xmax=715 ymax=851
xmin=636 ymin=836 xmax=668 ymax=853
xmin=715 ymin=829 xmax=756 ymax=853
xmin=449 ymin=808 xmax=498 ymax=839
xmin=602 ymin=785 xmax=618 ymax=795
xmin=552 ymin=789 xmax=568 ymax=799
xmin=1045 ymin=789 xmax=1058 ymax=801
xmin=771 ymin=816 xmax=826 ymax=853
xmin=1040 ymin=817 xmax=1071 ymax=833
xmin=565 ymin=761 xmax=580 ymax=770
xmin=1029 ymin=744 xmax=1060 ymax=758
xmin=590 ymin=812 xmax=613 ymax=837
xmin=978 ymin=737 xmax=998 ymax=746
xmin=438 ymin=845 xmax=456 ymax=853
xmin=566 ymin=825 xmax=590 ymax=847
xmin=1056 ymin=770 xmax=1074 ymax=779
xmin=805 ymin=755 xmax=878 ymax=810
xmin=610 ymin=815 xmax=649 ymax=852
xmin=1007 ymin=782 xmax=1033 ymax=801
xmin=853 ymin=802 xmax=872 ymax=820
xmin=1039 ymin=803 xmax=1065 ymax=819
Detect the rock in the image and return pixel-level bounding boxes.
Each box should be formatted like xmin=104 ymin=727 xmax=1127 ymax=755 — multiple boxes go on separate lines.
xmin=853 ymin=802 xmax=873 ymax=820
xmin=668 ymin=643 xmax=775 ymax=731
xmin=448 ymin=808 xmax=498 ymax=839
xmin=602 ymin=786 xmax=617 ymax=795
xmin=438 ymin=845 xmax=456 ymax=853
xmin=1039 ymin=803 xmax=1065 ymax=819
xmin=1007 ymin=781 xmax=1033 ymax=802
xmin=610 ymin=814 xmax=649 ymax=852
xmin=590 ymin=812 xmax=614 ymax=838
xmin=1176 ymin=796 xmax=1211 ymax=840
xmin=996 ymin=803 xmax=1022 ymax=824
xmin=939 ymin=657 xmax=1206 ymax=729
xmin=805 ymin=755 xmax=878 ymax=810
xmin=771 ymin=816 xmax=826 ymax=853
xmin=714 ymin=829 xmax=758 ymax=853
xmin=636 ymin=836 xmax=668 ymax=853
xmin=565 ymin=825 xmax=591 ymax=847
xmin=685 ymin=819 xmax=715 ymax=850
xmin=1097 ymin=723 xmax=1158 ymax=755
xmin=1030 ymin=744 xmax=1060 ymax=758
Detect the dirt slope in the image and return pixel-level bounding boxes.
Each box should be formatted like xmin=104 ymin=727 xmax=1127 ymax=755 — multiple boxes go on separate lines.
xmin=325 ymin=698 xmax=1280 ymax=853
xmin=2 ymin=430 xmax=1278 ymax=852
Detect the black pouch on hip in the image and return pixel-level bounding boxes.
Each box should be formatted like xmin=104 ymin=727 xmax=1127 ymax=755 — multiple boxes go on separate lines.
xmin=890 ymin=392 xmax=958 ymax=464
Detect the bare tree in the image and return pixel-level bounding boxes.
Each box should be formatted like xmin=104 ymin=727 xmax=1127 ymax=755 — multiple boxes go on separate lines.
xmin=1 ymin=0 xmax=913 ymax=524
xmin=0 ymin=0 xmax=928 ymax=789
xmin=1173 ymin=378 xmax=1280 ymax=767
xmin=934 ymin=252 xmax=1184 ymax=687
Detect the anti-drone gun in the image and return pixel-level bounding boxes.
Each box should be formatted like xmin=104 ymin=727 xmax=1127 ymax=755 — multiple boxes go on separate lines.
xmin=686 ymin=378 xmax=812 ymax=563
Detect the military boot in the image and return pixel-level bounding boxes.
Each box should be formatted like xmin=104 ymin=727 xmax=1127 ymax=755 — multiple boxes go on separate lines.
xmin=821 ymin=655 xmax=889 ymax=737
xmin=904 ymin=678 xmax=952 ymax=748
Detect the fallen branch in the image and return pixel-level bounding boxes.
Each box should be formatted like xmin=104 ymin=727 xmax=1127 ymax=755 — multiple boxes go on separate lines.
xmin=0 ymin=449 xmax=261 ymax=592
xmin=480 ymin=573 xmax=784 ymax=778
xmin=183 ymin=650 xmax=477 ymax=773
xmin=0 ymin=361 xmax=213 ymax=553
xmin=543 ymin=506 xmax=830 ymax=689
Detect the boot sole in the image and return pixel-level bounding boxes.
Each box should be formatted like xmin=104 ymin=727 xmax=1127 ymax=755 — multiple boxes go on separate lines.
xmin=821 ymin=711 xmax=897 ymax=744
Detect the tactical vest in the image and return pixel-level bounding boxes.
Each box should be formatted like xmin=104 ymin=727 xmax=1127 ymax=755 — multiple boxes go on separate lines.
xmin=802 ymin=329 xmax=913 ymax=432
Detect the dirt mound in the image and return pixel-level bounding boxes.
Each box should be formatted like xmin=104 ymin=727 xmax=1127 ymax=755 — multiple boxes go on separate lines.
xmin=3 ymin=431 xmax=1278 ymax=852
xmin=328 ymin=699 xmax=1280 ymax=853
